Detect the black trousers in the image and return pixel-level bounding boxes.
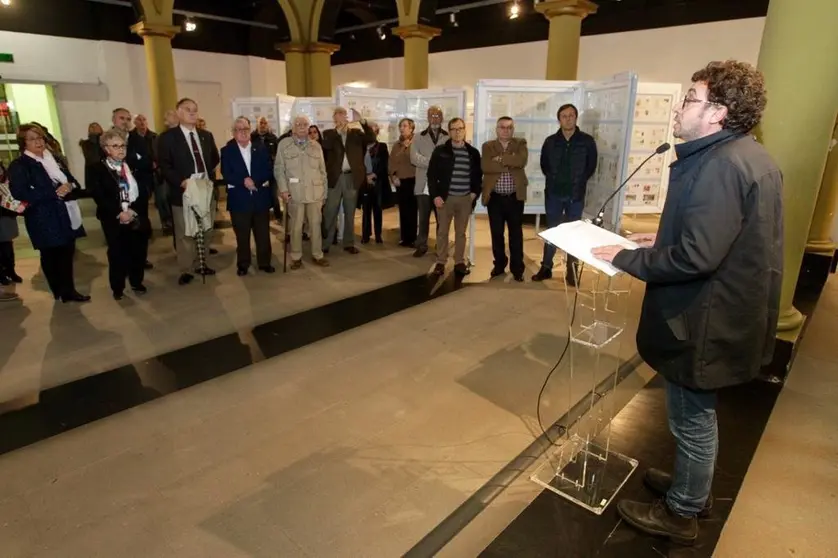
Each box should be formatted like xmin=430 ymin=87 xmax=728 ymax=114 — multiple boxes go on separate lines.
xmin=103 ymin=223 xmax=148 ymax=294
xmin=361 ymin=189 xmax=383 ymax=242
xmin=0 ymin=241 xmax=15 ymax=276
xmin=487 ymin=192 xmax=525 ymax=276
xmin=40 ymin=241 xmax=77 ymax=299
xmin=230 ymin=210 xmax=272 ymax=268
xmin=397 ymin=178 xmax=417 ymax=244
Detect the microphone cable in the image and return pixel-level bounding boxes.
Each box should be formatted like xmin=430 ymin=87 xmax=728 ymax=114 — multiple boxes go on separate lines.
xmin=535 ymin=262 xmax=584 ymax=446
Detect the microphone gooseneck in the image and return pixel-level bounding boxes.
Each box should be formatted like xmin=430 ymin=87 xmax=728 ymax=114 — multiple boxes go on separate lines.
xmin=592 ymin=142 xmax=671 ymax=228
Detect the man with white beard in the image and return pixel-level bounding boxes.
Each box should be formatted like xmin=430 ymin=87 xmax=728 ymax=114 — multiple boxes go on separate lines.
xmin=410 ymin=106 xmax=448 ymax=258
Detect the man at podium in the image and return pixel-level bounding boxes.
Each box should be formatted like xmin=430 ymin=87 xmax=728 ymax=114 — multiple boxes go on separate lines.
xmin=592 ymin=60 xmax=783 ymax=545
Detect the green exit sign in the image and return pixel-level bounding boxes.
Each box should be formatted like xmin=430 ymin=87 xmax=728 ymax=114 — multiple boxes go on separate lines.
xmin=0 ymin=53 xmax=14 ymax=63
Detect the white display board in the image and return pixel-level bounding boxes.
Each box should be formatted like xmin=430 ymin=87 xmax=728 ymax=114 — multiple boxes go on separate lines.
xmin=472 ymin=79 xmax=579 ymax=215
xmin=291 ymin=96 xmax=337 ymax=133
xmin=624 ymin=82 xmax=681 ymax=213
xmin=336 ymin=86 xmax=467 ymax=148
xmin=467 ymin=74 xmax=639 ymax=265
xmin=231 ymin=95 xmax=295 ymax=136
xmin=578 ymin=72 xmax=638 ymax=232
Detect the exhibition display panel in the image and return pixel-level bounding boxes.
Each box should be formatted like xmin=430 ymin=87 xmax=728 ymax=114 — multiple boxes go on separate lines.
xmin=624 ymin=83 xmax=681 ymax=213
xmin=531 ymin=221 xmax=640 ymax=515
xmin=231 ymin=95 xmax=295 ymax=136
xmin=336 ymin=86 xmax=467 ymax=149
xmin=291 ymin=96 xmax=340 ymax=132
xmin=468 ymin=73 xmax=639 ymax=264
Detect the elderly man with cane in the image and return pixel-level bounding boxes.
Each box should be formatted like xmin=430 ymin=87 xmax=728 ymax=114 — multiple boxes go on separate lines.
xmin=275 ymin=114 xmax=330 ymax=270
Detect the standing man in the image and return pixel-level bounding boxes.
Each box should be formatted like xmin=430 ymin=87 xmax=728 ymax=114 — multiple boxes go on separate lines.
xmin=251 ymin=116 xmax=282 ymax=223
xmin=112 ymin=108 xmax=154 ymax=270
xmin=157 ymin=97 xmax=220 ymax=285
xmin=482 ymin=116 xmax=528 ymax=282
xmin=534 ymin=103 xmax=597 ymax=286
xmin=134 ymin=113 xmax=172 ymax=234
xmin=592 ymin=61 xmax=782 ymax=545
xmin=410 ymin=106 xmax=448 ymax=258
xmin=320 ymin=106 xmax=376 ymax=254
xmin=276 ymin=115 xmax=329 ymax=270
xmin=428 ymin=117 xmax=482 ymax=277
xmin=221 ymin=117 xmax=275 ymax=276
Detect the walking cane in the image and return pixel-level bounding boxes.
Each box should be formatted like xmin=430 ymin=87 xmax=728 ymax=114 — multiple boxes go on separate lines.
xmin=283 ymin=199 xmax=289 ymax=273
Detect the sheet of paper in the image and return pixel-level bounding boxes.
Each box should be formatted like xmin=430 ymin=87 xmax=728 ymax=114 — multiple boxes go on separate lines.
xmin=538 ymin=220 xmax=639 ymax=277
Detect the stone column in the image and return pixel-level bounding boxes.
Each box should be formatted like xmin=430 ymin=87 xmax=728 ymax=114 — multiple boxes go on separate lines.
xmin=806 ymin=118 xmax=838 ymax=255
xmin=130 ymin=21 xmax=180 ymax=132
xmin=536 ymin=0 xmax=598 ymax=80
xmin=393 ymin=24 xmax=441 ymax=89
xmin=278 ymin=42 xmax=309 ymax=97
xmin=756 ymin=0 xmax=838 ymax=332
xmin=308 ymin=42 xmax=340 ymax=97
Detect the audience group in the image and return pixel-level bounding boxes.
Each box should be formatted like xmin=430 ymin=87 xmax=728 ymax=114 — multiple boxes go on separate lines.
xmin=0 ymin=100 xmax=597 ymax=303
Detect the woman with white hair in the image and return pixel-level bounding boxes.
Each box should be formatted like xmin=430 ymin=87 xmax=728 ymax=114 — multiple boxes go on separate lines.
xmin=87 ymin=128 xmax=150 ymax=300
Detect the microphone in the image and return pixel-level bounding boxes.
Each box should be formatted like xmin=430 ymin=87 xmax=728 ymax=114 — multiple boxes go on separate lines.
xmin=591 ymin=142 xmax=671 ymax=228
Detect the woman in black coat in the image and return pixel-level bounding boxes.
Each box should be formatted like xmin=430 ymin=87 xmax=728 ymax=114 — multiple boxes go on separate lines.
xmin=360 ymin=123 xmax=393 ymax=244
xmin=87 ymin=129 xmax=150 ymax=300
xmin=9 ymin=123 xmax=89 ymax=302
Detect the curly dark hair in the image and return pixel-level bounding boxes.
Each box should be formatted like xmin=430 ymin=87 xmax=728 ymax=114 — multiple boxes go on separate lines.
xmin=691 ymin=60 xmax=767 ymax=133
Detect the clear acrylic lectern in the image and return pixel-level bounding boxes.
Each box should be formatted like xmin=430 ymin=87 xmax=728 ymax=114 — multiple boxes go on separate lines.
xmin=530 ymin=220 xmax=638 ymax=515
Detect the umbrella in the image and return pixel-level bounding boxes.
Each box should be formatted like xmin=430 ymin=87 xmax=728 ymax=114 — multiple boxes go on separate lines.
xmin=191 ymin=206 xmax=209 ymax=284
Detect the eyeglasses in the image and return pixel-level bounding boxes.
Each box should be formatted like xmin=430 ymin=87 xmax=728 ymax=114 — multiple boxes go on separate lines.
xmin=681 ymin=96 xmax=716 ymax=110
xmin=449 ymin=127 xmax=466 ymax=132
xmin=108 ymin=144 xmax=126 ymax=150
xmin=234 ymin=127 xmax=251 ymax=132
xmin=25 ymin=136 xmax=45 ymax=143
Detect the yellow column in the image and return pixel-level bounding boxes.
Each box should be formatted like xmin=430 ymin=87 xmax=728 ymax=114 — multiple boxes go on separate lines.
xmin=130 ymin=21 xmax=180 ymax=132
xmin=806 ymin=118 xmax=838 ymax=255
xmin=393 ymin=24 xmax=441 ymax=89
xmin=308 ymin=42 xmax=339 ymax=97
xmin=756 ymin=0 xmax=838 ymax=332
xmin=278 ymin=42 xmax=309 ymax=97
xmin=536 ymin=0 xmax=598 ymax=80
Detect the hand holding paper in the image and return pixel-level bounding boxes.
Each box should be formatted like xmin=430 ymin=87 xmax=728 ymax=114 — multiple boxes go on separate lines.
xmin=538 ymin=220 xmax=639 ymax=277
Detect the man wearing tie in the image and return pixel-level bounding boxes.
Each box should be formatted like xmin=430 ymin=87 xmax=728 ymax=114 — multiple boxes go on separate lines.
xmin=157 ymin=98 xmax=220 ymax=285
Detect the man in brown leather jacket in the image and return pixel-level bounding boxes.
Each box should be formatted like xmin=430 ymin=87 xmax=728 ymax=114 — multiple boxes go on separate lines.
xmin=481 ymin=116 xmax=528 ymax=281
xmin=320 ymin=107 xmax=376 ymax=254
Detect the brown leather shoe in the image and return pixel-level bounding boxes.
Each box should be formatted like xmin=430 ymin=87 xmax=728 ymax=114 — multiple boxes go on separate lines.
xmin=290 ymin=260 xmax=303 ymax=270
xmin=344 ymin=246 xmax=360 ymax=255
xmin=643 ymin=468 xmax=713 ymax=518
xmin=617 ymin=498 xmax=698 ymax=546
xmin=430 ymin=263 xmax=445 ymax=276
xmin=313 ymin=258 xmax=330 ymax=267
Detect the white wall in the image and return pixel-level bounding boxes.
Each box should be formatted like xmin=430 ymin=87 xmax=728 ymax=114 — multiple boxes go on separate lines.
xmin=331 ymin=18 xmax=766 ymax=105
xmin=0 ymin=30 xmax=287 ymax=181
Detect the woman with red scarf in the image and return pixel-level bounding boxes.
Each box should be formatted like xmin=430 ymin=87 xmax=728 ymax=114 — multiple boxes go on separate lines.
xmin=87 ymin=129 xmax=150 ymax=300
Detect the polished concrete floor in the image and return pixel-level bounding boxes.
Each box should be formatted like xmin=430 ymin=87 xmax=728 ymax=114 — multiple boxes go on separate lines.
xmin=1 ymin=204 xmax=836 ymax=557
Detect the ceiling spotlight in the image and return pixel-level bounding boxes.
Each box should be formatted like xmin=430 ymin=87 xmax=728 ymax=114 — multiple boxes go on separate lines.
xmin=509 ymin=2 xmax=520 ymax=20
xmin=377 ymin=25 xmax=386 ymax=41
xmin=449 ymin=12 xmax=459 ymax=27
xmin=0 ymin=0 xmax=11 ymax=7
xmin=184 ymin=17 xmax=197 ymax=32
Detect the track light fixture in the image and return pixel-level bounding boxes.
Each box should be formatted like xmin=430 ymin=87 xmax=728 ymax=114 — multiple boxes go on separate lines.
xmin=184 ymin=17 xmax=197 ymax=32
xmin=377 ymin=25 xmax=386 ymax=40
xmin=509 ymin=1 xmax=520 ymax=20
xmin=449 ymin=12 xmax=459 ymax=28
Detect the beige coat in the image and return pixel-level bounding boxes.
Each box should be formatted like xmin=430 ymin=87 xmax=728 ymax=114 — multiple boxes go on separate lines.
xmin=275 ymin=137 xmax=328 ymax=204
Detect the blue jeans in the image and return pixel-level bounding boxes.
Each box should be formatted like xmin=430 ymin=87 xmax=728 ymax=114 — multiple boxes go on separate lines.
xmin=540 ymin=194 xmax=583 ymax=270
xmin=665 ymin=379 xmax=718 ymax=517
